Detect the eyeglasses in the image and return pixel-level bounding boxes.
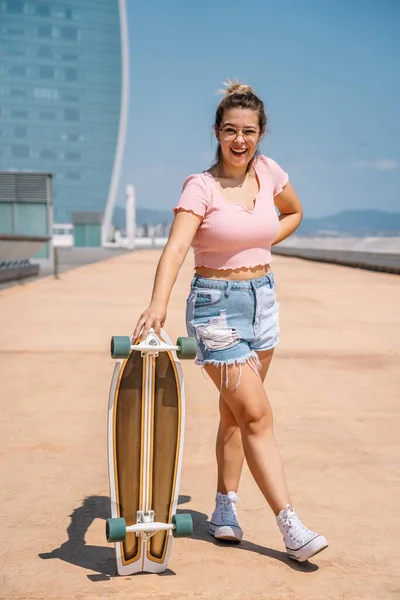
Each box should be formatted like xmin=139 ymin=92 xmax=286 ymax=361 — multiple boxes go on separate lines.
xmin=218 ymin=126 xmax=260 ymax=142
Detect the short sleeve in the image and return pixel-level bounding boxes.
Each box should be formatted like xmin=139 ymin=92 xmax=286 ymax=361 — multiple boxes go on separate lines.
xmin=173 ymin=174 xmax=209 ymax=219
xmin=258 ymin=155 xmax=289 ymax=196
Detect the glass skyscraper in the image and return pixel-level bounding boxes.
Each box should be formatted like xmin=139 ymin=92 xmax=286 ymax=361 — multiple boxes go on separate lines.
xmin=0 ymin=0 xmax=129 ymax=242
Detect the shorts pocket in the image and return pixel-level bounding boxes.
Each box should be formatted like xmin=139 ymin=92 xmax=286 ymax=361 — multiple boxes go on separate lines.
xmin=193 ymin=288 xmax=223 ymax=309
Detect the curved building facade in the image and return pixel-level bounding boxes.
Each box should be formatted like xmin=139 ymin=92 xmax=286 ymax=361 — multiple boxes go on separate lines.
xmin=0 ymin=0 xmax=129 ymax=243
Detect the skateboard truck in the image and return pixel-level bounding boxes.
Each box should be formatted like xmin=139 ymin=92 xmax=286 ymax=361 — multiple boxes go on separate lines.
xmin=106 ymin=512 xmax=193 ymax=543
xmin=141 ymin=335 xmax=159 ymax=358
xmin=110 ymin=332 xmax=198 ymax=360
xmin=134 ymin=511 xmax=158 ymax=541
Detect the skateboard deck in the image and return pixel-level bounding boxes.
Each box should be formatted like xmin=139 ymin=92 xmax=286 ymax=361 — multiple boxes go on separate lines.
xmin=106 ymin=329 xmax=196 ymax=575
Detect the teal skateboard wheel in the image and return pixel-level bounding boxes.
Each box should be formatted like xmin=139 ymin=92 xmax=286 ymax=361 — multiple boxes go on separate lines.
xmin=172 ymin=513 xmax=193 ymax=537
xmin=110 ymin=336 xmax=131 ymax=359
xmin=176 ymin=337 xmax=197 ymax=359
xmin=106 ymin=517 xmax=127 ymax=542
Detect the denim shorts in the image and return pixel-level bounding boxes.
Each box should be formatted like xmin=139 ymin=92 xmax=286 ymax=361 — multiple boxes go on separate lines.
xmin=186 ymin=272 xmax=280 ymax=374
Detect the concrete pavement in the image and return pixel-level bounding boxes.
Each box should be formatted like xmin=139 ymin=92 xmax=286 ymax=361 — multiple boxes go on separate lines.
xmin=0 ymin=250 xmax=399 ymax=600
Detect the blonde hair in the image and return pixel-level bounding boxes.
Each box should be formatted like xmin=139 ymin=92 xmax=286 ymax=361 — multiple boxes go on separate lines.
xmin=218 ymin=78 xmax=255 ymax=96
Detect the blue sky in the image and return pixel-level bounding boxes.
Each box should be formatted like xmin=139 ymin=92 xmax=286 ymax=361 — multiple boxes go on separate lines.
xmin=118 ymin=0 xmax=400 ymax=218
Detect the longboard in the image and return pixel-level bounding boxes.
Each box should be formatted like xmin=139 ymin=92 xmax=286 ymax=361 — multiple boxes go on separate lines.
xmin=106 ymin=329 xmax=197 ymax=574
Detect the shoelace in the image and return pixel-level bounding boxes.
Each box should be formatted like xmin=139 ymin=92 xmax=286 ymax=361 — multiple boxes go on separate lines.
xmin=284 ymin=507 xmax=313 ymax=544
xmin=218 ymin=494 xmax=239 ymax=524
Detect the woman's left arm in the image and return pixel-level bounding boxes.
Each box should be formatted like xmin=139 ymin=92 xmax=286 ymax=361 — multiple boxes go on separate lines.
xmin=272 ymin=181 xmax=303 ymax=245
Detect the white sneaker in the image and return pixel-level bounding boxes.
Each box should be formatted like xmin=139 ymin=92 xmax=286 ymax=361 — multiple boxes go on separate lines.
xmin=276 ymin=505 xmax=328 ymax=562
xmin=209 ymin=491 xmax=243 ymax=542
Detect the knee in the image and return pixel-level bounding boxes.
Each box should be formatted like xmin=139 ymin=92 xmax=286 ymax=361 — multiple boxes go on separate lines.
xmin=240 ymin=408 xmax=273 ymax=437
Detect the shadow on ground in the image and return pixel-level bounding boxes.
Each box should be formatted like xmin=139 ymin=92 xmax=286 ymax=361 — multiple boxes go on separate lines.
xmin=39 ymin=496 xmax=116 ymax=580
xmin=39 ymin=494 xmax=318 ymax=581
xmin=176 ymin=505 xmax=319 ymax=574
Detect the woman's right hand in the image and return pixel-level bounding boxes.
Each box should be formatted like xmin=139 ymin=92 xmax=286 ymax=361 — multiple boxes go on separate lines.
xmin=133 ymin=304 xmax=167 ymax=342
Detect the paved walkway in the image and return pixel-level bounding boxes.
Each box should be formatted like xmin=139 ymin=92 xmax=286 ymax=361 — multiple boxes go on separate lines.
xmin=0 ymin=251 xmax=399 ymax=600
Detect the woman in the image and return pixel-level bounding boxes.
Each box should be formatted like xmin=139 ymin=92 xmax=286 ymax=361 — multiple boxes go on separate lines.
xmin=133 ymin=80 xmax=328 ymax=563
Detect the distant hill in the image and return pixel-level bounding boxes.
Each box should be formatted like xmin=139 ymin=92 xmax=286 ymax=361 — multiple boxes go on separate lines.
xmin=298 ymin=210 xmax=400 ymax=236
xmin=113 ymin=206 xmax=172 ymax=230
xmin=113 ymin=206 xmax=400 ymax=236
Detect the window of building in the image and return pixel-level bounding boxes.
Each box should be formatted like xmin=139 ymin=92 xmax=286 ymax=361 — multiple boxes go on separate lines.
xmin=35 ymin=4 xmax=51 ymax=17
xmin=39 ymin=66 xmax=55 ymax=79
xmin=62 ymin=52 xmax=78 ymax=61
xmin=8 ymin=49 xmax=25 ymax=57
xmin=39 ymin=111 xmax=56 ymax=120
xmin=63 ymin=93 xmax=80 ymax=102
xmin=15 ymin=126 xmax=27 ymax=138
xmin=61 ymin=132 xmax=81 ymax=142
xmin=12 ymin=145 xmax=30 ymax=158
xmin=40 ymin=149 xmax=57 ymax=159
xmin=65 ymin=68 xmax=78 ymax=82
xmin=10 ymin=109 xmax=28 ymax=118
xmin=39 ymin=66 xmax=55 ymax=80
xmin=65 ymin=151 xmax=81 ymax=161
xmin=51 ymin=7 xmax=77 ymax=20
xmin=38 ymin=25 xmax=53 ymax=38
xmin=61 ymin=26 xmax=78 ymax=41
xmin=5 ymin=0 xmax=25 ymax=13
xmin=52 ymin=8 xmax=67 ymax=19
xmin=10 ymin=89 xmax=28 ymax=98
xmin=65 ymin=172 xmax=81 ymax=180
xmin=37 ymin=46 xmax=54 ymax=59
xmin=9 ymin=66 xmax=27 ymax=77
xmin=34 ymin=87 xmax=59 ymax=100
xmin=64 ymin=109 xmax=80 ymax=121
xmin=4 ymin=27 xmax=25 ymax=35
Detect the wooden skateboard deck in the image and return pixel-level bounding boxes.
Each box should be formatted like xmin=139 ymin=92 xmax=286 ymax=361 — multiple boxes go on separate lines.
xmin=106 ymin=329 xmax=194 ymax=575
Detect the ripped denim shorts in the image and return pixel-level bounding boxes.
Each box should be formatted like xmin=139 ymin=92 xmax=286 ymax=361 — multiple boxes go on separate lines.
xmin=186 ymin=272 xmax=279 ymax=389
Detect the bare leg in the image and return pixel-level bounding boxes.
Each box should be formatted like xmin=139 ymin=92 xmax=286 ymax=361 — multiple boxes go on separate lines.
xmin=216 ymin=350 xmax=275 ymax=494
xmin=207 ymin=355 xmax=291 ymax=515
xmin=216 ymin=396 xmax=244 ymax=494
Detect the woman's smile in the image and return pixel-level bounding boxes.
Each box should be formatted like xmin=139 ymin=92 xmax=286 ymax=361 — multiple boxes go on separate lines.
xmin=230 ymin=148 xmax=248 ymax=158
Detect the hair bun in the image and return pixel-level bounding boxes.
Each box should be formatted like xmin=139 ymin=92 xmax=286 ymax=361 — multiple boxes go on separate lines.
xmin=218 ymin=78 xmax=254 ymax=96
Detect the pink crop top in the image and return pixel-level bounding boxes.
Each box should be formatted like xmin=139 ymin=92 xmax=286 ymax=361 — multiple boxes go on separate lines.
xmin=173 ymin=155 xmax=289 ymax=270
